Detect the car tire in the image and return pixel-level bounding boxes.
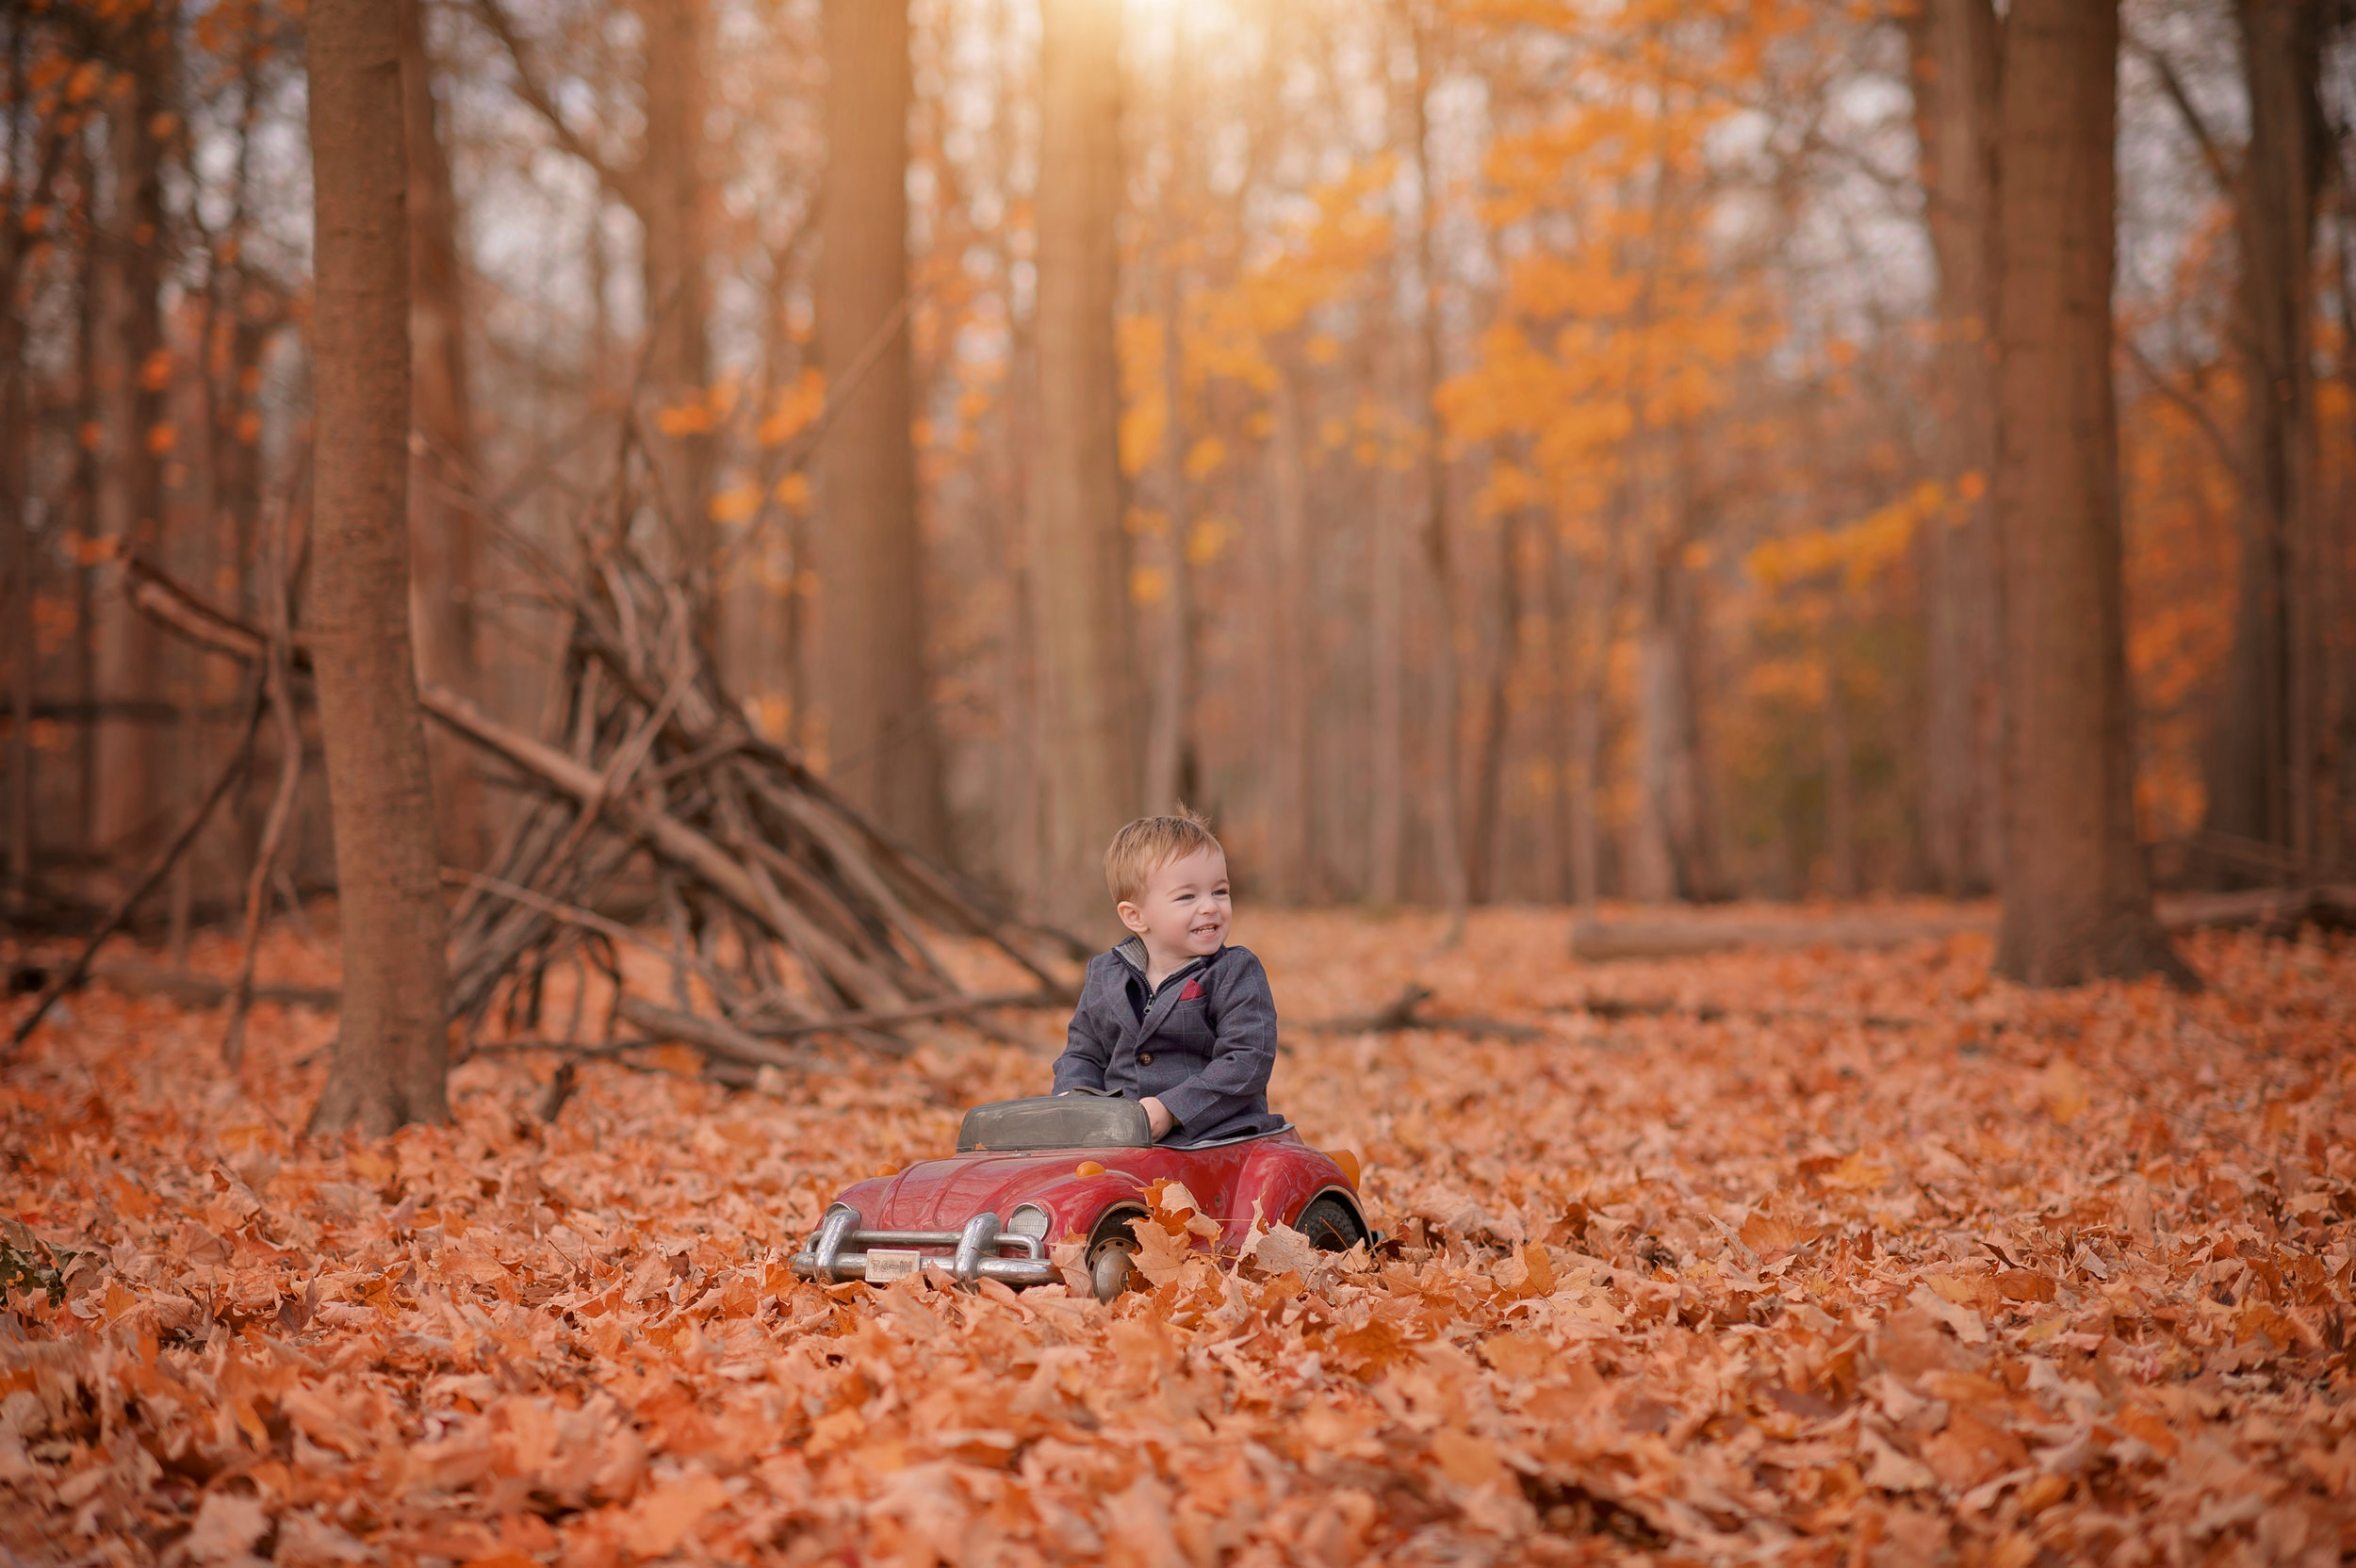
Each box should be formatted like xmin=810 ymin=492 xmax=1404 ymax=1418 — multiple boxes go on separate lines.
xmin=1295 ymin=1194 xmax=1366 ymax=1251
xmin=1089 ymin=1239 xmax=1136 ymax=1303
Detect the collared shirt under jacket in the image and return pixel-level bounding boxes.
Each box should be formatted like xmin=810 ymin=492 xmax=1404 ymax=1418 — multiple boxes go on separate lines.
xmin=1050 ymin=938 xmax=1285 ymax=1147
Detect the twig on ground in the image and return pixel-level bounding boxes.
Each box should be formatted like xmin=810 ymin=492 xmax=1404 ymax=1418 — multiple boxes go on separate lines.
xmin=1305 ymin=982 xmax=1546 ymax=1041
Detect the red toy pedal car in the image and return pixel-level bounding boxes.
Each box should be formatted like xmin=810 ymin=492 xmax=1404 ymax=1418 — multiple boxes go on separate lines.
xmin=790 ymin=1094 xmax=1370 ymax=1301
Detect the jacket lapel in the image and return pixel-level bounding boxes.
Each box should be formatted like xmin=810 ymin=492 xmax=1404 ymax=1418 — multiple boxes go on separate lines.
xmin=1136 ymin=950 xmax=1213 ymax=1042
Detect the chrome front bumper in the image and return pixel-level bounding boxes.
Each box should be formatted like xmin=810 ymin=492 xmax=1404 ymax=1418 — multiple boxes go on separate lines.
xmin=789 ymin=1207 xmax=1058 ymax=1286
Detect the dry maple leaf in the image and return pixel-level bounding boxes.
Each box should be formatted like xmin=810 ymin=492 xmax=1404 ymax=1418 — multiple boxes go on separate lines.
xmin=3 ymin=916 xmax=2351 ymax=1568
xmin=1246 ymin=1221 xmax=1321 ymax=1279
xmin=1126 ymin=1213 xmax=1195 ymax=1286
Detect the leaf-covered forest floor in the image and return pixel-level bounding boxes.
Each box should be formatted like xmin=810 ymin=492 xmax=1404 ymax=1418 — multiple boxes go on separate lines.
xmin=3 ymin=909 xmax=2351 ymax=1567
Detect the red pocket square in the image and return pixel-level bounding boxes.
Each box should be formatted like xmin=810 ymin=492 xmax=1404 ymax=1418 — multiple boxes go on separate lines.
xmin=1179 ymin=979 xmax=1204 ymax=1001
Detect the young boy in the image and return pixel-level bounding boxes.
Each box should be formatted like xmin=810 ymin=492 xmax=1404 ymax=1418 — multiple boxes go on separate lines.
xmin=1051 ymin=810 xmax=1286 ymax=1147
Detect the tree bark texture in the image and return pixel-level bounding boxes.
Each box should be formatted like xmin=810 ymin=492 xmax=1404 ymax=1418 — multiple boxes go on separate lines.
xmin=1366 ymin=455 xmax=1405 ymax=906
xmin=816 ymin=0 xmax=944 ymax=852
xmin=1141 ymin=291 xmax=1194 ymax=822
xmin=2204 ymin=0 xmax=2327 ymax=871
xmin=4 ymin=34 xmax=31 ymax=907
xmin=1267 ymin=372 xmax=1311 ymax=900
xmin=91 ymin=20 xmax=171 ymax=869
xmin=1030 ymin=0 xmax=1136 ymax=937
xmin=1906 ymin=0 xmax=2004 ymax=896
xmin=1408 ymin=5 xmax=1467 ymax=934
xmin=1824 ymin=625 xmax=1857 ymax=898
xmin=636 ymin=0 xmax=713 ymax=583
xmin=1467 ymin=509 xmax=1524 ymax=904
xmin=1990 ymin=0 xmax=2190 ymax=986
xmin=400 ymin=0 xmax=488 ymax=870
xmin=304 ymin=0 xmax=453 ymax=1134
xmin=1141 ymin=46 xmax=1197 ymax=826
xmin=1629 ymin=534 xmax=1721 ymax=902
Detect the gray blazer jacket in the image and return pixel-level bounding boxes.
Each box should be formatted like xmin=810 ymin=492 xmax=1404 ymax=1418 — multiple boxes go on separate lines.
xmin=1050 ymin=938 xmax=1286 ymax=1147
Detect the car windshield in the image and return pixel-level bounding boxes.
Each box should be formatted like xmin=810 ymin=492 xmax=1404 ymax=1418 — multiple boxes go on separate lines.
xmin=957 ymin=1095 xmax=1152 ymax=1152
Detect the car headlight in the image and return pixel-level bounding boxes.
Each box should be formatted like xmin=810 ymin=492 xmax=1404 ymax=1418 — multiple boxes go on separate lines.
xmin=1006 ymin=1204 xmax=1052 ymax=1240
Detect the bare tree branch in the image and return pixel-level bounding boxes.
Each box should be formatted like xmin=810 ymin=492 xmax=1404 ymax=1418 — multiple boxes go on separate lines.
xmin=2129 ymin=34 xmax=2237 ymax=195
xmin=2120 ymin=335 xmax=2247 ymax=494
xmin=465 ymin=0 xmax=647 ymax=216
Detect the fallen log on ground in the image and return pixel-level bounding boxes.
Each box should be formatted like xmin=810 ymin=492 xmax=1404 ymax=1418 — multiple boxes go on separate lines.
xmin=1305 ymin=982 xmax=1545 ymax=1041
xmin=1567 ymin=886 xmax=2356 ymax=960
xmin=85 ymin=961 xmax=342 ymax=1013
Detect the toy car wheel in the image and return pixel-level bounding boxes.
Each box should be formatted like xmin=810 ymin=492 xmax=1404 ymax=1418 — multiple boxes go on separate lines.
xmin=1088 ymin=1239 xmax=1136 ymax=1302
xmin=1295 ymin=1194 xmax=1367 ymax=1251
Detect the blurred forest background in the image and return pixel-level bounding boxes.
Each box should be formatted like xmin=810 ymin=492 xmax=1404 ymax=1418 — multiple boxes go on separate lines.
xmin=2 ymin=0 xmax=2352 ymax=950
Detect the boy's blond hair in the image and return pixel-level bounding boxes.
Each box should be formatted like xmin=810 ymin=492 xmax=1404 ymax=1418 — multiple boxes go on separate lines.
xmin=1104 ymin=807 xmax=1223 ymax=905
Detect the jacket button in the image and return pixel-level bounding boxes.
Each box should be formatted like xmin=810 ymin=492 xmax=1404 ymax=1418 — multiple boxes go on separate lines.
xmin=1139 ymin=1053 xmax=1154 ymax=1065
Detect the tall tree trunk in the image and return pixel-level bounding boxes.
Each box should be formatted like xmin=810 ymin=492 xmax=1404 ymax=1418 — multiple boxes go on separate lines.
xmin=1468 ymin=509 xmax=1523 ymax=903
xmin=91 ymin=16 xmax=171 ymax=873
xmin=816 ymin=0 xmax=943 ymax=851
xmin=1367 ymin=448 xmax=1405 ymax=906
xmin=1566 ymin=550 xmax=1616 ymax=908
xmin=1540 ymin=520 xmax=1572 ymax=903
xmin=5 ymin=353 xmax=26 ymax=911
xmin=1407 ymin=4 xmax=1468 ymax=937
xmin=1141 ymin=297 xmax=1193 ymax=818
xmin=400 ymin=0 xmax=488 ymax=870
xmin=72 ymin=169 xmax=100 ymax=858
xmin=1366 ymin=250 xmax=1408 ymax=907
xmin=1267 ymin=372 xmax=1311 ymax=901
xmin=2203 ymin=0 xmax=2327 ymax=873
xmin=636 ymin=0 xmax=712 ymax=608
xmin=1906 ymin=0 xmax=2004 ymax=896
xmin=2330 ymin=203 xmax=2356 ymax=877
xmin=1142 ymin=41 xmax=1196 ymax=823
xmin=304 ymin=0 xmax=453 ymax=1134
xmin=1990 ymin=0 xmax=2191 ymax=987
xmin=1030 ymin=0 xmax=1134 ymax=937
xmin=1824 ymin=621 xmax=1857 ymax=897
xmin=4 ymin=35 xmax=32 ymax=909
xmin=1629 ymin=534 xmax=1719 ymax=901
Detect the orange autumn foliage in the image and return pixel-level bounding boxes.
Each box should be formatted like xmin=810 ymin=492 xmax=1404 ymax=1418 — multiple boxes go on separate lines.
xmin=4 ymin=912 xmax=2353 ymax=1564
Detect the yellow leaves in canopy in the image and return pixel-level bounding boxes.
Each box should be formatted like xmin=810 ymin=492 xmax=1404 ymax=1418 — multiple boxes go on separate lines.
xmin=1510 ymin=252 xmax=1644 ymax=323
xmin=64 ymin=60 xmax=107 ymax=106
xmin=706 ymin=483 xmax=760 ymax=525
xmin=1477 ymin=463 xmax=1543 ymax=518
xmin=1179 ymin=160 xmax=1393 ymax=405
xmin=1743 ymin=654 xmax=1827 ymax=708
xmin=756 ymin=369 xmax=826 ymax=447
xmin=1121 ymin=402 xmax=1165 ymax=480
xmin=1184 ymin=436 xmax=1227 ymax=482
xmin=1185 ymin=515 xmax=1234 ymax=567
xmin=1748 ymin=481 xmax=1940 ymax=595
xmin=1128 ymin=566 xmax=1169 ymax=607
xmin=1118 ymin=315 xmax=1167 ymax=477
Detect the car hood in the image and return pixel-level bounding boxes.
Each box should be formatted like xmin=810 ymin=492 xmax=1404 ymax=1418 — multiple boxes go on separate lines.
xmin=835 ymin=1148 xmax=1153 ymax=1239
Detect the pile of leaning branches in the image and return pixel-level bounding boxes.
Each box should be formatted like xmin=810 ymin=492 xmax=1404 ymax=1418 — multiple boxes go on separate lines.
xmin=12 ymin=405 xmax=1079 ymax=1092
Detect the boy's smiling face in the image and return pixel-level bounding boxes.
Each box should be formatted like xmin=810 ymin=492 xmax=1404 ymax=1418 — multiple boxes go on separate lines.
xmin=1118 ymin=846 xmax=1232 ymax=968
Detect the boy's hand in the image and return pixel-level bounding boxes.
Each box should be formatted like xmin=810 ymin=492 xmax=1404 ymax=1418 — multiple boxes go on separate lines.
xmin=1141 ymin=1097 xmax=1174 ymax=1140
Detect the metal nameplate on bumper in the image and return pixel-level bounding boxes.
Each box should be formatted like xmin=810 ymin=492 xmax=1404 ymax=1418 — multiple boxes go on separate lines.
xmin=863 ymin=1249 xmax=922 ymax=1283
xmin=790 ymin=1206 xmax=1060 ymax=1286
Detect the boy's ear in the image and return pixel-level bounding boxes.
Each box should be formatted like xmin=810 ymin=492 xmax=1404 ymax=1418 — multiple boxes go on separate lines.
xmin=1116 ymin=900 xmax=1152 ymax=936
